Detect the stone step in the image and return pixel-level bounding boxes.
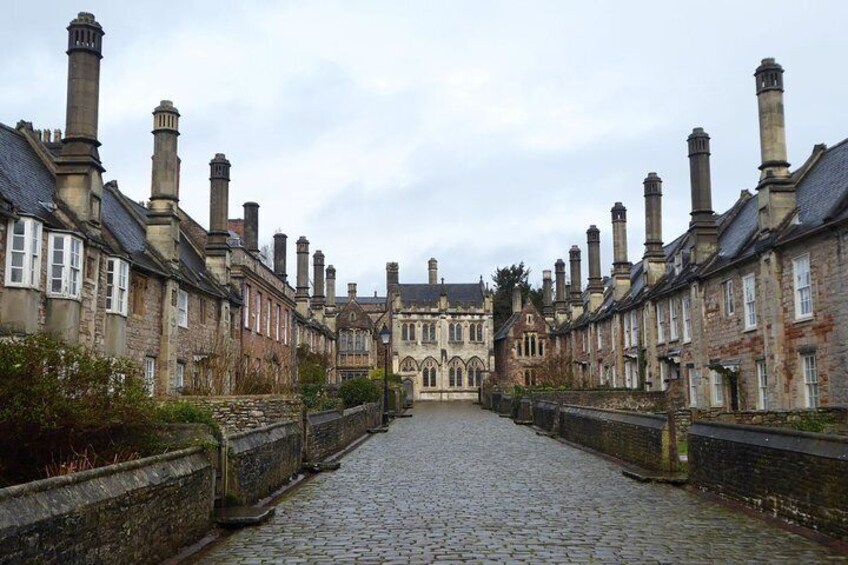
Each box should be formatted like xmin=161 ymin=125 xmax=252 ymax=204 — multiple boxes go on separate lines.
xmin=214 ymin=506 xmax=275 ymax=528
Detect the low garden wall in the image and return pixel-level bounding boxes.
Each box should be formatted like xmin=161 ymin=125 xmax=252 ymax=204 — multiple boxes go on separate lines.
xmin=692 ymin=407 xmax=848 ymax=436
xmin=0 ymin=447 xmax=214 ymax=565
xmin=305 ymin=403 xmax=381 ymax=462
xmin=558 ymin=405 xmax=677 ymax=473
xmin=689 ymin=421 xmax=848 ymax=541
xmin=532 ymin=390 xmax=668 ymax=412
xmin=497 ymin=395 xmax=514 ymax=417
xmin=224 ymin=421 xmax=302 ymax=505
xmin=182 ymin=395 xmax=304 ymax=434
xmin=515 ymin=397 xmax=533 ymax=422
xmin=532 ymin=399 xmax=560 ymax=434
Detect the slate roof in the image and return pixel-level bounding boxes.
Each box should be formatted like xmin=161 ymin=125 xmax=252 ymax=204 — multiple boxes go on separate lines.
xmin=0 ymin=124 xmax=59 ymax=222
xmin=398 ymin=283 xmax=485 ymax=307
xmin=494 ymin=312 xmax=520 ymax=341
xmin=335 ymin=295 xmax=387 ymax=306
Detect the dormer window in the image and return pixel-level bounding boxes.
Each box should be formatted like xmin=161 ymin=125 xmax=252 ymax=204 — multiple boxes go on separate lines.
xmin=5 ymin=218 xmax=42 ymax=289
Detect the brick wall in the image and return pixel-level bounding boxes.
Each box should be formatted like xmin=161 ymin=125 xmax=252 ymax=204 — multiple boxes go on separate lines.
xmin=0 ymin=447 xmax=213 ymax=565
xmin=182 ymin=395 xmax=304 ymax=434
xmin=689 ymin=421 xmax=848 ymax=541
xmin=225 ymin=421 xmax=302 ymax=505
xmin=558 ymin=405 xmax=677 ymax=472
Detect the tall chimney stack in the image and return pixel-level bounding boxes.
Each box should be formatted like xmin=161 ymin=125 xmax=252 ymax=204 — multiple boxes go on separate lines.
xmin=428 ymin=258 xmax=438 ymax=285
xmin=273 ymin=232 xmax=287 ymax=281
xmin=643 ymin=172 xmax=665 ymax=286
xmin=325 ymin=265 xmax=336 ymax=329
xmin=386 ymin=262 xmax=399 ymax=296
xmin=146 ymin=100 xmax=181 ymax=267
xmin=57 ymin=12 xmax=105 ymax=225
xmin=687 ymin=128 xmax=718 ymax=265
xmin=554 ymin=258 xmax=568 ymax=321
xmin=205 ymin=153 xmax=232 ymax=284
xmin=348 ymin=283 xmax=357 ymax=300
xmin=587 ymin=225 xmax=603 ymax=311
xmin=542 ymin=270 xmax=553 ymax=320
xmin=569 ymin=245 xmax=584 ymax=317
xmin=754 ymin=58 xmax=795 ymax=232
xmin=611 ymin=202 xmax=631 ymax=300
xmin=243 ymin=202 xmax=259 ymax=253
xmin=512 ymin=285 xmax=522 ymax=314
xmin=295 ymin=236 xmax=310 ymax=315
xmin=312 ymin=250 xmax=325 ymax=312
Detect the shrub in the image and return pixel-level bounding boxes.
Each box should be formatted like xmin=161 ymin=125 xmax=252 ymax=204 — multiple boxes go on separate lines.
xmin=338 ymin=377 xmax=381 ymax=409
xmin=0 ymin=334 xmax=156 ymax=486
xmin=299 ymin=383 xmax=340 ymax=412
xmin=156 ymin=401 xmax=220 ymax=432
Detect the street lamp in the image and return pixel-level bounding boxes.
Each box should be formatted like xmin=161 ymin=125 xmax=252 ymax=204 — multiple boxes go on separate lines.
xmin=379 ymin=324 xmax=391 ymax=425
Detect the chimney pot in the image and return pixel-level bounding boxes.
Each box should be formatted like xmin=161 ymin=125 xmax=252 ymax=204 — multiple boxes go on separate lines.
xmin=296 ymin=236 xmax=310 ymax=302
xmin=428 ymin=257 xmax=438 ymax=285
xmin=348 ymin=283 xmax=357 ymax=299
xmin=512 ymin=285 xmax=522 ymax=314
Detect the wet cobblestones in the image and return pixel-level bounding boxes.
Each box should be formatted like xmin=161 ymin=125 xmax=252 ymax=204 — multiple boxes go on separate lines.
xmin=200 ymin=402 xmax=846 ymax=563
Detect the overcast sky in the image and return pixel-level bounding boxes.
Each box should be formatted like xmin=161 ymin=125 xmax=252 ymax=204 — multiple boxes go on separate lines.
xmin=3 ymin=1 xmax=848 ymax=296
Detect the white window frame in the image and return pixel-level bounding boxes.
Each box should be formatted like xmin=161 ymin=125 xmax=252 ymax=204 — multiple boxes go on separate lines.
xmin=656 ymin=302 xmax=665 ymax=344
xmin=144 ymin=357 xmax=156 ymax=397
xmin=175 ymin=361 xmax=185 ymax=391
xmin=682 ymin=295 xmax=691 ymax=343
xmin=177 ymin=289 xmax=189 ymax=328
xmin=266 ymin=298 xmax=272 ymax=337
xmin=105 ymin=257 xmax=130 ymax=316
xmin=742 ymin=274 xmax=757 ymax=330
xmin=243 ymin=285 xmax=251 ymax=328
xmin=623 ymin=313 xmax=631 ymax=348
xmin=47 ymin=232 xmax=83 ymax=299
xmin=631 ymin=310 xmax=640 ymax=346
xmin=802 ymin=353 xmax=819 ymax=408
xmin=756 ymin=360 xmax=769 ymax=411
xmin=793 ymin=254 xmax=813 ymax=320
xmin=275 ymin=304 xmax=281 ymax=341
xmin=669 ymin=299 xmax=679 ymax=341
xmin=723 ymin=279 xmax=734 ymax=316
xmin=254 ymin=291 xmax=261 ymax=333
xmin=5 ymin=218 xmax=42 ymax=289
xmin=596 ymin=324 xmax=603 ymax=350
xmin=689 ymin=369 xmax=699 ymax=408
xmin=711 ymin=370 xmax=724 ymax=407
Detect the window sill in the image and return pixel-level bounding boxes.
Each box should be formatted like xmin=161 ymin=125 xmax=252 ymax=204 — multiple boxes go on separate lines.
xmin=793 ymin=315 xmax=814 ymax=324
xmin=47 ymin=293 xmax=81 ymax=301
xmin=4 ymin=283 xmax=39 ymax=291
xmin=105 ymin=310 xmax=128 ymax=318
xmin=742 ymin=326 xmax=757 ymax=333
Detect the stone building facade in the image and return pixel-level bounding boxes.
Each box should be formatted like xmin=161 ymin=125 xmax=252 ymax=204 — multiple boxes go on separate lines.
xmin=551 ymin=58 xmax=848 ymax=412
xmin=0 ymin=12 xmax=335 ymax=395
xmin=388 ymin=259 xmax=495 ymax=401
xmin=494 ymin=286 xmax=555 ymax=387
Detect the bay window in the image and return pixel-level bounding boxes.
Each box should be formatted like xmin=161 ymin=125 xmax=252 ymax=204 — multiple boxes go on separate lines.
xmin=47 ymin=232 xmax=83 ymax=299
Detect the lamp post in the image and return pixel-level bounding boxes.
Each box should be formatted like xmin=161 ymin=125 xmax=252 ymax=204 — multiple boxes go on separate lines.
xmin=379 ymin=324 xmax=391 ymax=425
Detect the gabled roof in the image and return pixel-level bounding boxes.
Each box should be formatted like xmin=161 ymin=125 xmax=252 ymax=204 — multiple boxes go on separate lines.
xmin=398 ymin=283 xmax=484 ymax=307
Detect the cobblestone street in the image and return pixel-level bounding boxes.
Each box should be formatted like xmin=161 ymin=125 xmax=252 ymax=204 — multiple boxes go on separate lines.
xmin=199 ymin=402 xmax=846 ymax=564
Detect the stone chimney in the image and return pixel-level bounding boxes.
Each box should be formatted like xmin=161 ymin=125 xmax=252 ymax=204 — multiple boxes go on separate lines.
xmin=428 ymin=258 xmax=438 ymax=285
xmin=348 ymin=283 xmax=357 ymax=300
xmin=542 ymin=270 xmax=553 ymax=320
xmin=295 ymin=236 xmax=310 ymax=315
xmin=386 ymin=262 xmax=399 ymax=296
xmin=587 ymin=225 xmax=603 ymax=311
xmin=312 ymin=250 xmax=325 ymax=313
xmin=569 ymin=245 xmax=584 ymax=317
xmin=687 ymin=128 xmax=718 ymax=265
xmin=325 ymin=264 xmax=336 ymax=330
xmin=643 ymin=172 xmax=665 ymax=286
xmin=512 ymin=285 xmax=522 ymax=315
xmin=57 ymin=12 xmax=105 ymax=225
xmin=205 ymin=153 xmax=231 ymax=283
xmin=273 ymin=232 xmax=287 ymax=281
xmin=554 ymin=258 xmax=568 ymax=322
xmin=755 ymin=58 xmax=795 ymax=232
xmin=611 ymin=202 xmax=632 ymax=300
xmin=243 ymin=202 xmax=259 ymax=253
xmin=146 ymin=101 xmax=181 ymax=267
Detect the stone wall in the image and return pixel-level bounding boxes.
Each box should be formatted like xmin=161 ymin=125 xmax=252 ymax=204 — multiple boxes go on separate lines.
xmin=689 ymin=421 xmax=848 ymax=541
xmin=557 ymin=405 xmax=677 ymax=472
xmin=532 ymin=390 xmax=668 ymax=412
xmin=515 ymin=397 xmax=533 ymax=422
xmin=183 ymin=395 xmax=304 ymax=434
xmin=305 ymin=403 xmax=381 ymax=463
xmin=532 ymin=399 xmax=560 ymax=434
xmin=497 ymin=395 xmax=514 ymax=416
xmin=225 ymin=421 xmax=302 ymax=505
xmin=692 ymin=407 xmax=848 ymax=435
xmin=0 ymin=447 xmax=213 ymax=565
